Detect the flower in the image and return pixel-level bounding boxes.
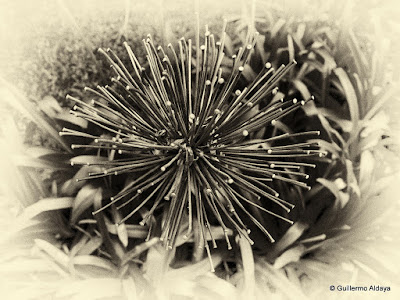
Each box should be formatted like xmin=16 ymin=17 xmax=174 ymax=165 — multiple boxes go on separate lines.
xmin=61 ymin=23 xmax=323 ymax=269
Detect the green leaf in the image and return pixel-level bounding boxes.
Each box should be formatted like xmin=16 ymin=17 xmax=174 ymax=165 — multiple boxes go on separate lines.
xmin=69 ymin=234 xmax=90 ymax=257
xmin=92 ymin=188 xmax=125 ymax=263
xmin=347 ymin=29 xmax=369 ymax=83
xmin=268 ymin=222 xmax=309 ymax=260
xmin=301 ymin=58 xmax=326 ymax=74
xmin=239 ymin=236 xmax=255 ymax=298
xmin=0 ymin=77 xmax=72 ymax=153
xmin=34 ymin=239 xmax=69 ymax=268
xmin=317 ymin=178 xmax=348 ymax=208
xmin=121 ymin=237 xmax=159 ymax=265
xmin=287 ymin=34 xmax=295 ymax=77
xmin=72 ymin=255 xmax=117 ymax=272
xmin=0 ymin=257 xmax=55 ymax=273
xmin=11 ymin=154 xmax=69 ymax=170
xmin=71 ymin=185 xmax=101 ymax=224
xmin=292 ymin=79 xmax=311 ymax=100
xmin=122 ymin=277 xmax=137 ymax=300
xmin=111 ymin=206 xmax=129 ymax=247
xmin=318 ymin=108 xmax=353 ymax=133
xmin=333 ymin=68 xmax=359 ymax=131
xmin=70 ymin=155 xmax=107 ymax=166
xmin=106 ymin=222 xmax=148 ymax=239
xmin=196 ymin=274 xmax=238 ymax=299
xmin=352 ymin=259 xmax=379 ymax=280
xmin=312 ymin=47 xmax=337 ymax=71
xmin=255 ymin=35 xmax=268 ymax=63
xmin=7 ymin=219 xmax=58 ymax=245
xmin=55 ymin=110 xmax=88 ymax=128
xmin=242 ymin=65 xmax=257 ymax=82
xmin=255 ymin=260 xmax=308 ymax=300
xmin=345 ymin=159 xmax=360 ymax=197
xmin=76 ymin=236 xmax=103 ymax=256
xmin=359 ymin=150 xmax=375 ymax=192
xmin=167 ymin=252 xmax=223 ymax=279
xmin=270 ymin=18 xmax=286 ymax=37
xmin=18 ymin=197 xmax=74 ymax=221
xmin=308 ymin=138 xmax=341 ymax=159
xmin=364 ymin=85 xmax=399 ymax=121
xmin=25 ymin=147 xmax=71 ymax=160
xmin=273 ymin=244 xmax=306 ymax=269
xmin=144 ymin=243 xmax=170 ymax=284
xmin=55 ymin=278 xmax=123 ymax=300
xmin=38 ymin=95 xmax=63 ymax=118
xmin=61 ymin=165 xmax=103 ymax=196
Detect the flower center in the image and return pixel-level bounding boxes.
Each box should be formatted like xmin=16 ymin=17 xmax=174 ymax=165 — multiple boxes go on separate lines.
xmin=170 ymin=138 xmax=196 ymax=168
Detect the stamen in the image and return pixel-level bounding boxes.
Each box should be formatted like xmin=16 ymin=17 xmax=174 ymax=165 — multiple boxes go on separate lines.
xmin=63 ymin=23 xmax=320 ymax=267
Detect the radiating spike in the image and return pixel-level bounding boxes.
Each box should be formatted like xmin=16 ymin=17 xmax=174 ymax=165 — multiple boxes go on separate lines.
xmin=64 ymin=23 xmax=322 ymax=271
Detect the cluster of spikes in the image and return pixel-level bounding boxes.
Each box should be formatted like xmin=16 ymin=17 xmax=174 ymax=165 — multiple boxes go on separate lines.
xmin=61 ymin=21 xmax=324 ymax=269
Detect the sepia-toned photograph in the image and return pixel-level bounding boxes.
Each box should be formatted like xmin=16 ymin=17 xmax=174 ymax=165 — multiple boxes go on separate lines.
xmin=0 ymin=0 xmax=399 ymax=299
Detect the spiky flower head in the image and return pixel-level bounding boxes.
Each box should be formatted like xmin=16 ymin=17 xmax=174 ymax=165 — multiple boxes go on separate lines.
xmin=61 ymin=22 xmax=323 ymax=268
